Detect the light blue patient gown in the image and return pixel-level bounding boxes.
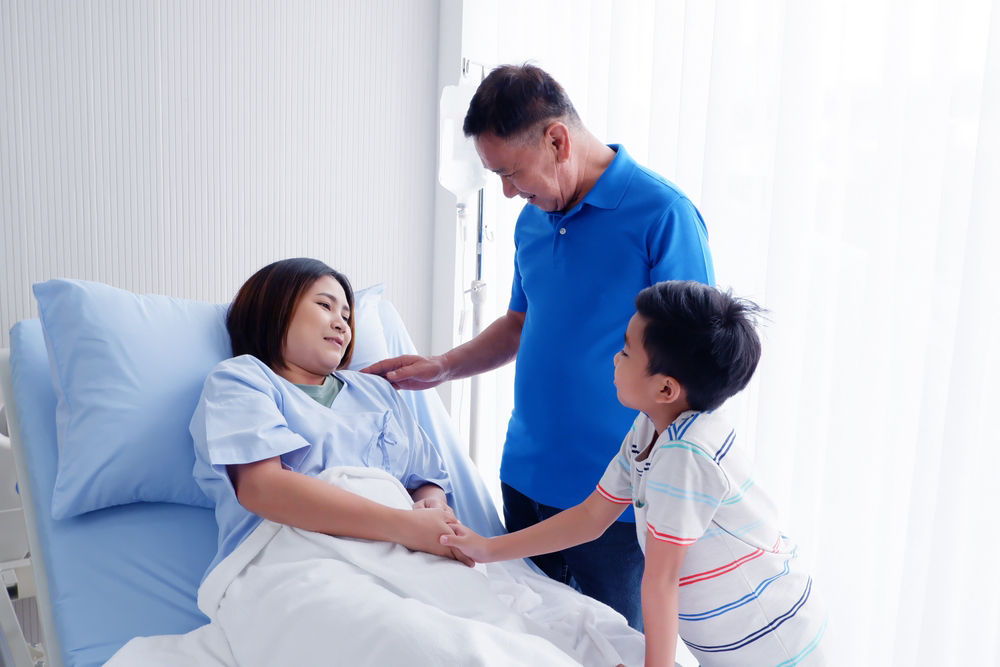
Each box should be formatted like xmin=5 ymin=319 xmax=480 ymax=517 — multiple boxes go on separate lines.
xmin=190 ymin=354 xmax=452 ymax=579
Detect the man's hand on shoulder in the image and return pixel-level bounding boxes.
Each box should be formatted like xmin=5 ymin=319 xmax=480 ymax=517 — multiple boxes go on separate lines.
xmin=360 ymin=354 xmax=449 ymax=390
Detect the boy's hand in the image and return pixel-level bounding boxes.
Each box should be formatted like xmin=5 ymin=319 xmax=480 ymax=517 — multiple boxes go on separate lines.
xmin=439 ymin=522 xmax=494 ymax=563
xmin=397 ymin=508 xmax=473 ymax=567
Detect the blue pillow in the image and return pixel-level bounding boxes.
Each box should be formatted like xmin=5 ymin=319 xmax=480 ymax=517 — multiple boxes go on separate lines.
xmin=34 ymin=279 xmax=388 ymax=519
xmin=35 ymin=280 xmax=229 ymax=518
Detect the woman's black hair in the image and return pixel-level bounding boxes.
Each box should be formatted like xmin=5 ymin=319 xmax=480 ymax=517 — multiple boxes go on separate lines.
xmin=226 ymin=257 xmax=355 ymax=371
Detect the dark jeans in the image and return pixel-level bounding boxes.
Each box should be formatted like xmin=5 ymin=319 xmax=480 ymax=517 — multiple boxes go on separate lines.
xmin=501 ymin=482 xmax=644 ymax=632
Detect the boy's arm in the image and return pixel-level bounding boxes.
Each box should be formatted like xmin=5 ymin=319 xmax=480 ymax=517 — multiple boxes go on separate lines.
xmin=642 ymin=534 xmax=688 ymax=667
xmin=442 ymin=490 xmax=627 ymax=562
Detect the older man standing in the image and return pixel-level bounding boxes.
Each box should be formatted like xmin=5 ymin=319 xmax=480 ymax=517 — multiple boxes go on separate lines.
xmin=364 ymin=64 xmax=714 ymax=630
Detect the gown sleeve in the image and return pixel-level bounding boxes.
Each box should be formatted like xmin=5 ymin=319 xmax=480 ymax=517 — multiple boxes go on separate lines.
xmin=191 ymin=357 xmax=312 ymax=471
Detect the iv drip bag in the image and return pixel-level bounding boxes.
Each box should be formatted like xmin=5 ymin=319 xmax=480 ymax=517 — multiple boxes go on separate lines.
xmin=439 ymin=84 xmax=489 ymax=201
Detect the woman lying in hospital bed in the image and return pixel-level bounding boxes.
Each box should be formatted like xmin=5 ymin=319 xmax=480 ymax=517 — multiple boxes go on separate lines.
xmin=106 ymin=258 xmax=644 ymax=667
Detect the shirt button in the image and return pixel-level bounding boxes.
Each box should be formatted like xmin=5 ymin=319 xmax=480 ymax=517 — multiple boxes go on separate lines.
xmin=559 ymin=227 xmax=566 ymax=235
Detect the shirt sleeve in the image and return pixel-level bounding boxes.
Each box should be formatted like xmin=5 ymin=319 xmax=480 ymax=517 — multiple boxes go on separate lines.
xmin=507 ymin=208 xmax=528 ymax=313
xmin=191 ymin=359 xmax=311 ymax=471
xmin=508 ymin=246 xmax=527 ymax=313
xmin=648 ymin=196 xmax=716 ymax=286
xmin=643 ymin=441 xmax=729 ymax=546
xmin=596 ymin=433 xmax=634 ymax=506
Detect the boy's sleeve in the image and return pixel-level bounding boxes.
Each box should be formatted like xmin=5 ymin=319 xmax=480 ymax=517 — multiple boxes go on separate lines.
xmin=596 ymin=435 xmax=635 ymax=507
xmin=643 ymin=441 xmax=729 ymax=546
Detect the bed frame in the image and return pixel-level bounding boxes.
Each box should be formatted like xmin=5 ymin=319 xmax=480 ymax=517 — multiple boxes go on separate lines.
xmin=0 ymin=299 xmax=504 ymax=667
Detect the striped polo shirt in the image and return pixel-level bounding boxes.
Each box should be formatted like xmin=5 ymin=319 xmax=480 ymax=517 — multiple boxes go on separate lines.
xmin=597 ymin=410 xmax=827 ymax=666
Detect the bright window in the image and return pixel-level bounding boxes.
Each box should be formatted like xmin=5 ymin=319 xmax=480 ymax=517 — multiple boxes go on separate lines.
xmin=455 ymin=1 xmax=1000 ymax=664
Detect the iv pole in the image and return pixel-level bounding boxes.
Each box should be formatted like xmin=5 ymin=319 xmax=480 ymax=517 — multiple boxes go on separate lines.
xmin=439 ymin=59 xmax=489 ymax=463
xmin=465 ymin=58 xmax=487 ymax=465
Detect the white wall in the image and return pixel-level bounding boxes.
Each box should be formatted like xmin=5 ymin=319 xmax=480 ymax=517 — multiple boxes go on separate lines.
xmin=0 ymin=0 xmax=442 ymax=351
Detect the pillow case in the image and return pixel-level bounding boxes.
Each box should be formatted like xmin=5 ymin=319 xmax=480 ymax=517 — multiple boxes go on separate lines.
xmin=345 ymin=282 xmax=387 ymax=371
xmin=34 ymin=278 xmax=388 ymax=519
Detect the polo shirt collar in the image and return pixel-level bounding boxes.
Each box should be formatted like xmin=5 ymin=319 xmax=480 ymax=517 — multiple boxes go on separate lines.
xmin=568 ymin=143 xmax=634 ymax=213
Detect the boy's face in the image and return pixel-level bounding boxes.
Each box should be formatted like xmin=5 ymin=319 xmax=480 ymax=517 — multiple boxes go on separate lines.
xmin=613 ymin=313 xmax=665 ymax=411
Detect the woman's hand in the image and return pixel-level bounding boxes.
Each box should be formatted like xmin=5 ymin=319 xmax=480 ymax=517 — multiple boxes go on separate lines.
xmin=412 ymin=495 xmax=456 ymax=521
xmin=397 ymin=507 xmax=474 ymax=567
xmin=410 ymin=483 xmax=456 ymax=522
xmin=439 ymin=522 xmax=495 ymax=564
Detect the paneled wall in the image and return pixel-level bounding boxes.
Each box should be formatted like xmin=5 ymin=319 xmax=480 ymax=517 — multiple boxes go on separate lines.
xmin=0 ymin=0 xmax=441 ymax=351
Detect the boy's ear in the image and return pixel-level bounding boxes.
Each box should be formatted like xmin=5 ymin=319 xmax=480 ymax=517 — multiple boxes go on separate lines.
xmin=655 ymin=376 xmax=685 ymax=405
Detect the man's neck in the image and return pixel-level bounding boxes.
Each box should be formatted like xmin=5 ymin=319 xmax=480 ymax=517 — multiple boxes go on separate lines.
xmin=560 ymin=133 xmax=616 ymax=213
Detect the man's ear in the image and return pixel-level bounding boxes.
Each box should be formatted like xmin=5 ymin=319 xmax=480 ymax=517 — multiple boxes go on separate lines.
xmin=544 ymin=121 xmax=571 ymax=162
xmin=655 ymin=376 xmax=686 ymax=405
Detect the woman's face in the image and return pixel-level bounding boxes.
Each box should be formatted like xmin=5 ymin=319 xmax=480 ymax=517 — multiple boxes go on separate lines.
xmin=277 ymin=275 xmax=352 ymax=385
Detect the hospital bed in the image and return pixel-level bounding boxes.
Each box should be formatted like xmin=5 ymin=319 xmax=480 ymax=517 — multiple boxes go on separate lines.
xmin=0 ymin=278 xmax=511 ymax=667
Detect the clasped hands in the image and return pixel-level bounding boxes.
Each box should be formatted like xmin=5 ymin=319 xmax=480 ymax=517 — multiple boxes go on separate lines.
xmin=402 ymin=496 xmax=471 ymax=567
xmin=405 ymin=496 xmax=490 ymax=568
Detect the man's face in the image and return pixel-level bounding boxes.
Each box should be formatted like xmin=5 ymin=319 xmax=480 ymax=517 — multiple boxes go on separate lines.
xmin=474 ymin=130 xmax=569 ymax=213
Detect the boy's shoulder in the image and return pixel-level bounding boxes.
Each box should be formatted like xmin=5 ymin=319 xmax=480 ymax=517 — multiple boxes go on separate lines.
xmin=626 ymin=410 xmax=739 ymax=461
xmin=659 ymin=410 xmax=738 ymax=458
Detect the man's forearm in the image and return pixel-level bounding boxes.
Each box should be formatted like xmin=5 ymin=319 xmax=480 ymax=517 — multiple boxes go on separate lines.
xmin=440 ymin=309 xmax=524 ymax=381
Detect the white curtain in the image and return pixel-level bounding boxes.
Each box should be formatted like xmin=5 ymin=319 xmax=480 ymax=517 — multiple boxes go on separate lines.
xmin=461 ymin=1 xmax=1000 ymax=664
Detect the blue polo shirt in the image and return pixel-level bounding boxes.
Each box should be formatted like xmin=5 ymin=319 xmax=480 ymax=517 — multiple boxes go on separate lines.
xmin=500 ymin=145 xmax=715 ymax=519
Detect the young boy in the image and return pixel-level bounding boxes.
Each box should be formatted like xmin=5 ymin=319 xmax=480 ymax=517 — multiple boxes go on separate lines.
xmin=442 ymin=281 xmax=827 ymax=666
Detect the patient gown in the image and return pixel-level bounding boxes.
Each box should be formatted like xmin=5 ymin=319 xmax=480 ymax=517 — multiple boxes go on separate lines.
xmin=189 ymin=354 xmax=452 ymax=579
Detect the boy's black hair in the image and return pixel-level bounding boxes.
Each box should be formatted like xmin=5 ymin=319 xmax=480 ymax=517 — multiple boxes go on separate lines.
xmin=227 ymin=257 xmax=356 ymax=371
xmin=463 ymin=63 xmax=580 ymax=140
xmin=635 ymin=281 xmax=763 ymax=411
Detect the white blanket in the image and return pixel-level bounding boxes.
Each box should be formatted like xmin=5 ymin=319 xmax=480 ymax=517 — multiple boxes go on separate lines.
xmin=107 ymin=467 xmax=645 ymax=666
